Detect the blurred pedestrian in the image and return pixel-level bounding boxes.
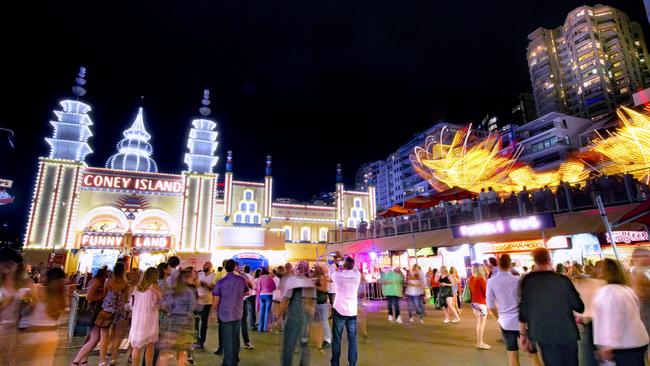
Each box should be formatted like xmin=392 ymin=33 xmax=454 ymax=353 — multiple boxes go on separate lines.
xmin=439 ymin=266 xmax=461 ymax=323
xmin=519 ymin=248 xmax=584 ymax=366
xmin=129 ymin=267 xmax=162 ymax=366
xmin=158 ymin=268 xmax=197 ymax=366
xmin=242 ymin=265 xmax=256 ymax=331
xmin=571 ymin=263 xmax=605 ymax=366
xmin=314 ymin=265 xmax=332 ymax=349
xmin=212 ymin=259 xmax=248 ymax=366
xmin=381 ymin=267 xmax=403 ymax=323
xmin=468 ymin=263 xmax=490 ymax=349
xmin=593 ymin=258 xmax=649 ymax=365
xmin=255 ymin=267 xmax=275 ymax=332
xmin=487 ymin=254 xmax=542 ymax=366
xmin=430 ymin=268 xmax=440 ymax=305
xmin=405 ymin=264 xmax=425 ymax=324
xmin=195 ymin=261 xmax=215 ymax=349
xmin=0 ymin=247 xmax=29 ymax=366
xmin=631 ymin=248 xmax=650 ymax=336
xmin=279 ymin=261 xmax=315 ymax=366
xmin=16 ymin=267 xmax=66 ymax=366
xmin=166 ymin=256 xmax=181 ymax=287
xmin=71 ymin=267 xmax=108 ymax=366
xmin=97 ymin=262 xmax=130 ymax=366
xmin=330 ymin=256 xmax=361 ymax=366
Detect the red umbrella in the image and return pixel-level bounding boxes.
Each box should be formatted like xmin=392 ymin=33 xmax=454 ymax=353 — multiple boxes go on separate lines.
xmin=403 ymin=195 xmax=438 ymax=210
xmin=429 ymin=186 xmax=477 ymax=205
xmin=377 ymin=205 xmax=415 ymax=218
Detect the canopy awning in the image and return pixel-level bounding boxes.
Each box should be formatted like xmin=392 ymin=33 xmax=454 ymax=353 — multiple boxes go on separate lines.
xmin=429 ymin=186 xmax=477 ymax=205
xmin=403 ymin=195 xmax=438 ymax=210
xmin=377 ymin=205 xmax=414 ymax=218
xmin=613 ymin=198 xmax=650 ymax=227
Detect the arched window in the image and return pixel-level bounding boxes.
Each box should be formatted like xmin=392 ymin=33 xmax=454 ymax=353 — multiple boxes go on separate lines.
xmin=283 ymin=226 xmax=292 ymax=242
xmin=319 ymin=227 xmax=328 ymax=242
xmin=234 ymin=189 xmax=261 ymax=225
xmin=348 ymin=198 xmax=366 ymax=229
xmin=301 ymin=227 xmax=311 ymax=242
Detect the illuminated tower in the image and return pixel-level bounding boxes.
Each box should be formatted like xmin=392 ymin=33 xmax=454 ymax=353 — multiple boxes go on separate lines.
xmin=179 ymin=90 xmax=220 ymax=252
xmin=106 ymin=106 xmax=158 ymax=172
xmin=184 ymin=89 xmax=219 ymax=173
xmin=223 ymin=150 xmax=234 ymax=222
xmin=25 ymin=67 xmax=92 ymax=249
xmin=335 ymin=163 xmax=344 ymax=227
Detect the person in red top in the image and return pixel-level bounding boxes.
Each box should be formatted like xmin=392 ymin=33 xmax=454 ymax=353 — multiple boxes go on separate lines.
xmin=468 ymin=263 xmax=490 ymax=350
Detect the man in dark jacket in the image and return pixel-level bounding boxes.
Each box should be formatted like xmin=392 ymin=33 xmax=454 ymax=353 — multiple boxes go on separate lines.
xmin=519 ymin=248 xmax=584 ymax=366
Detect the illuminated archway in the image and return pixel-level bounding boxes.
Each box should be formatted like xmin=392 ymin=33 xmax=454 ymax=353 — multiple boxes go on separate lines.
xmin=133 ymin=209 xmax=175 ymax=234
xmin=81 ymin=206 xmax=129 ymax=232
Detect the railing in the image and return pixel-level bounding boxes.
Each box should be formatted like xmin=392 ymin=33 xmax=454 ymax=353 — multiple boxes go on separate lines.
xmin=338 ymin=169 xmax=650 ymax=243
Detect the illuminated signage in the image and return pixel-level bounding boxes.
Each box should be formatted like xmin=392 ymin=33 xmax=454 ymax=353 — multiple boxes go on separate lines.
xmin=451 ymin=213 xmax=555 ymax=238
xmin=80 ymin=233 xmax=126 ymax=248
xmin=132 ymin=235 xmax=172 ymax=250
xmin=81 ymin=173 xmax=183 ymax=194
xmin=476 ymin=236 xmax=569 ymax=253
xmin=605 ymin=231 xmax=649 ymax=244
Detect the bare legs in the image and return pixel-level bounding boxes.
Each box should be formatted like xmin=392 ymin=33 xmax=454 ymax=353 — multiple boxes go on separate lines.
xmin=507 ymin=351 xmax=521 ymax=366
xmin=109 ymin=321 xmax=128 ymax=361
xmin=475 ymin=313 xmax=490 ymax=349
xmin=72 ymin=326 xmax=100 ymax=364
xmin=157 ymin=351 xmax=188 ymax=366
xmin=443 ymin=297 xmax=460 ymax=321
xmin=131 ymin=343 xmax=155 ymax=366
xmin=99 ymin=328 xmax=110 ymax=365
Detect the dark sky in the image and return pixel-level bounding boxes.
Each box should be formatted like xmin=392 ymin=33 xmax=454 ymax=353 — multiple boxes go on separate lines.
xmin=0 ymin=0 xmax=646 ymax=237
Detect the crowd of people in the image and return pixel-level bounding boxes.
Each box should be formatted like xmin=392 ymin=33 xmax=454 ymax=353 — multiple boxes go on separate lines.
xmin=378 ymin=249 xmax=650 ymax=366
xmin=0 ymin=246 xmax=366 ymax=366
xmin=4 ymin=243 xmax=650 ymax=365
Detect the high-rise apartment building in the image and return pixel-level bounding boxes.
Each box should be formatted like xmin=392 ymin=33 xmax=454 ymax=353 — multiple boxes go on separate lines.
xmin=528 ymin=4 xmax=650 ymax=121
xmin=355 ymin=121 xmax=469 ymax=211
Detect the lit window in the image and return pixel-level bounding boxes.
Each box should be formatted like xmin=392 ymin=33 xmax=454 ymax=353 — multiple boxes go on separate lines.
xmin=245 ymin=215 xmax=250 ymax=223
xmin=283 ymin=226 xmax=292 ymax=241
xmin=301 ymin=227 xmax=310 ymax=241
xmin=245 ymin=191 xmax=252 ymax=200
xmin=249 ymin=203 xmax=256 ymax=212
xmin=319 ymin=228 xmax=328 ymax=242
xmin=240 ymin=202 xmax=247 ymax=211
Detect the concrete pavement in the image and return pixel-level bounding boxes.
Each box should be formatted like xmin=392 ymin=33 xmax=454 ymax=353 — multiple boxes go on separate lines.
xmin=57 ymin=301 xmax=540 ymax=365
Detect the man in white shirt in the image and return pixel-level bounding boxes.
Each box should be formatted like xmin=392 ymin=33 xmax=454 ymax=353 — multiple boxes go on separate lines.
xmin=242 ymin=266 xmax=257 ymax=331
xmin=279 ymin=262 xmax=316 ymax=366
xmin=196 ymin=261 xmax=216 ymax=349
xmin=330 ymin=256 xmax=361 ymax=366
xmin=166 ymin=255 xmax=181 ymax=287
xmin=486 ymin=254 xmax=542 ymax=366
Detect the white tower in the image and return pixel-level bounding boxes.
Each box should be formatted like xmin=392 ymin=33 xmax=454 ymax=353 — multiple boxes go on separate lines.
xmin=106 ymin=106 xmax=158 ymax=172
xmin=184 ymin=89 xmax=219 ymax=173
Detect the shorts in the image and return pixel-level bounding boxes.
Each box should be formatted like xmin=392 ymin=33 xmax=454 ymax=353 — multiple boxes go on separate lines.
xmin=470 ymin=303 xmax=488 ymax=316
xmin=500 ymin=328 xmax=538 ymax=353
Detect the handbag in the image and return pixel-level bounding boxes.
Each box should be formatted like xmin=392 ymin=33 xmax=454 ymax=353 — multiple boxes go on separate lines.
xmin=462 ymin=282 xmax=472 ymax=304
xmin=94 ymin=310 xmax=114 ymax=328
xmin=308 ymin=307 xmax=324 ymax=348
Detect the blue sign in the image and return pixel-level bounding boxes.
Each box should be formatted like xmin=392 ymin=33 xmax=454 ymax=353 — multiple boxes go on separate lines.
xmin=232 ymin=252 xmax=269 ymax=271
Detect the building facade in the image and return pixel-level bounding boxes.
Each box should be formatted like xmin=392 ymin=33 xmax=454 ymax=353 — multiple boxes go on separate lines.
xmin=528 ymin=4 xmax=650 ymax=121
xmin=24 ymin=69 xmax=375 ymax=273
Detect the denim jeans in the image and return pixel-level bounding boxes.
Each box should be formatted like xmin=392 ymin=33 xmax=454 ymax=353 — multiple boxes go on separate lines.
xmin=331 ymin=309 xmax=357 ymax=366
xmin=281 ymin=312 xmax=310 ymax=366
xmin=194 ymin=304 xmax=211 ymax=345
xmin=317 ymin=303 xmax=332 ymax=343
xmin=245 ymin=296 xmax=256 ymax=329
xmin=241 ymin=301 xmax=250 ymax=344
xmin=386 ymin=296 xmax=400 ymax=318
xmin=220 ymin=319 xmax=241 ymax=366
xmin=258 ymin=294 xmax=273 ymax=331
xmin=407 ymin=295 xmax=424 ymax=318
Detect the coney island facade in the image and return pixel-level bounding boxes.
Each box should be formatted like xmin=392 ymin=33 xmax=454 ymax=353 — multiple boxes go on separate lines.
xmin=23 ymin=69 xmax=376 ymax=273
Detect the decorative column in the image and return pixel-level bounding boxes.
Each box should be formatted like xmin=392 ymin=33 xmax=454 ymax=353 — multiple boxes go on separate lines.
xmin=179 ymin=90 xmax=219 ymax=252
xmin=367 ymin=172 xmax=377 ymax=222
xmin=335 ymin=163 xmax=345 ymax=228
xmin=263 ymin=155 xmax=273 ymax=225
xmin=26 ymin=67 xmax=92 ymax=250
xmin=223 ymin=150 xmax=234 ymax=223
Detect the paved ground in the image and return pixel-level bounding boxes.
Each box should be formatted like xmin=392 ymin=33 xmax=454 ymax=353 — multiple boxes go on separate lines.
xmin=57 ymin=301 xmax=540 ymax=365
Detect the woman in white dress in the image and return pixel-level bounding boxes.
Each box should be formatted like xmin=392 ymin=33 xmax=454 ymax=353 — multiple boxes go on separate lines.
xmin=129 ymin=267 xmax=162 ymax=366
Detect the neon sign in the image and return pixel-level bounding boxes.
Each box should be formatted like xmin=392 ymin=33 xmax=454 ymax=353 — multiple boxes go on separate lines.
xmin=81 ymin=173 xmax=183 ymax=193
xmin=451 ymin=213 xmax=555 ymax=238
xmin=605 ymin=231 xmax=649 ymax=244
xmin=133 ymin=235 xmax=171 ymax=249
xmin=80 ymin=233 xmax=126 ymax=248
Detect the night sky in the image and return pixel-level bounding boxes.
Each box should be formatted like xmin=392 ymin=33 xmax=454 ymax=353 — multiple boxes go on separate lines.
xmin=0 ymin=0 xmax=646 ymax=238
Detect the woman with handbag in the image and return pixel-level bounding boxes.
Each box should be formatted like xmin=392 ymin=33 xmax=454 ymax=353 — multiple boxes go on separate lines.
xmin=405 ymin=266 xmax=425 ymax=324
xmin=70 ymin=267 xmax=108 ymax=366
xmin=439 ymin=266 xmax=460 ymax=323
xmin=468 ymin=264 xmax=490 ymax=350
xmin=97 ymin=262 xmax=129 ymax=366
xmin=16 ymin=267 xmax=67 ymax=366
xmin=0 ymin=247 xmax=30 ymax=366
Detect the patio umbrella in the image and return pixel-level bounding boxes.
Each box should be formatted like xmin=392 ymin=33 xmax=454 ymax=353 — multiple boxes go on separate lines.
xmin=429 ymin=186 xmax=477 ymax=205
xmin=377 ymin=205 xmax=415 ymax=218
xmin=403 ymin=195 xmax=438 ymax=210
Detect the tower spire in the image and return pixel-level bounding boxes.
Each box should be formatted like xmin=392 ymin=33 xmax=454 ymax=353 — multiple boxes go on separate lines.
xmin=226 ymin=151 xmax=233 ymax=172
xmin=184 ymin=89 xmax=219 ymax=173
xmin=336 ymin=163 xmax=343 ymax=183
xmin=266 ymin=155 xmax=272 ymax=176
xmin=106 ymin=105 xmax=157 ymax=172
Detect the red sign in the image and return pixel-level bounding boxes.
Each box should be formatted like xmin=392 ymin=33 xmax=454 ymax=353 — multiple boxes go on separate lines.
xmin=132 ymin=235 xmax=172 ymax=250
xmin=80 ymin=232 xmax=126 ymax=248
xmin=81 ymin=173 xmax=183 ymax=194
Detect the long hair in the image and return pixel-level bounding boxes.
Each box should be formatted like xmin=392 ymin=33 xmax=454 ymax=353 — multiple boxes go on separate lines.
xmin=157 ymin=262 xmax=170 ymax=280
xmin=138 ymin=267 xmax=158 ymax=292
xmin=471 ymin=263 xmax=485 ymax=278
xmin=112 ymin=262 xmax=126 ymax=284
xmin=600 ymin=258 xmax=628 ymax=285
xmin=45 ymin=267 xmax=66 ymax=319
xmin=174 ymin=268 xmax=193 ymax=295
